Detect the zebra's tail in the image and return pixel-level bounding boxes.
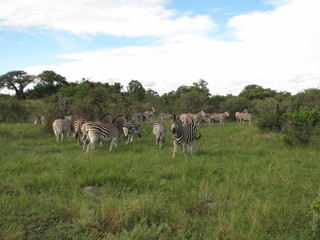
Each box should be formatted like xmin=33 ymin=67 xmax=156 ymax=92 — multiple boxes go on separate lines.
xmin=196 ymin=132 xmax=201 ymax=140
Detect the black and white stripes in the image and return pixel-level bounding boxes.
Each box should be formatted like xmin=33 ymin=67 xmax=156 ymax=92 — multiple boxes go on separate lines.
xmin=152 ymin=121 xmax=166 ymax=148
xmin=171 ymin=115 xmax=201 ymax=158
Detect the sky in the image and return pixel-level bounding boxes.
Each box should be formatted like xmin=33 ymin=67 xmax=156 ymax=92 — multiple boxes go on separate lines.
xmin=0 ymin=0 xmax=320 ymax=96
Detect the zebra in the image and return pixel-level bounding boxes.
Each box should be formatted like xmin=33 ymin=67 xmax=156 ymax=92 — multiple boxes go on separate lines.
xmin=160 ymin=113 xmax=173 ymax=121
xmin=100 ymin=112 xmax=113 ymax=124
xmin=171 ymin=115 xmax=201 ymax=158
xmin=74 ymin=119 xmax=87 ymax=144
xmin=123 ymin=121 xmax=141 ymax=144
xmin=211 ymin=111 xmax=230 ymax=126
xmin=180 ymin=111 xmax=205 ymax=126
xmin=52 ymin=118 xmax=74 ymax=143
xmin=34 ymin=113 xmax=45 ymax=126
xmin=85 ymin=115 xmax=128 ymax=153
xmin=132 ymin=112 xmax=145 ymax=122
xmin=239 ymin=112 xmax=255 ymax=124
xmin=143 ymin=107 xmax=155 ymax=121
xmin=152 ymin=121 xmax=166 ymax=148
xmin=235 ymin=109 xmax=248 ymax=123
xmin=200 ymin=113 xmax=214 ymax=126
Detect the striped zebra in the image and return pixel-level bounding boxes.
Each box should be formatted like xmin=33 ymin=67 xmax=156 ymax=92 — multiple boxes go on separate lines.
xmin=52 ymin=118 xmax=74 ymax=143
xmin=123 ymin=121 xmax=141 ymax=144
xmin=180 ymin=111 xmax=205 ymax=126
xmin=211 ymin=111 xmax=230 ymax=126
xmin=235 ymin=109 xmax=248 ymax=123
xmin=152 ymin=121 xmax=166 ymax=148
xmin=160 ymin=113 xmax=173 ymax=121
xmin=171 ymin=115 xmax=201 ymax=158
xmin=74 ymin=119 xmax=86 ymax=143
xmin=85 ymin=115 xmax=128 ymax=153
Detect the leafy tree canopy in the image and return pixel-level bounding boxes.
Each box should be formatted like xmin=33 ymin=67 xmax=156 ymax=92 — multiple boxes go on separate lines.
xmin=0 ymin=70 xmax=36 ymax=99
xmin=239 ymin=84 xmax=277 ymax=100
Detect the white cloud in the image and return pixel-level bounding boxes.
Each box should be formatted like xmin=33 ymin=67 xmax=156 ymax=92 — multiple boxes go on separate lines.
xmin=0 ymin=0 xmax=215 ymax=36
xmin=3 ymin=0 xmax=320 ymax=95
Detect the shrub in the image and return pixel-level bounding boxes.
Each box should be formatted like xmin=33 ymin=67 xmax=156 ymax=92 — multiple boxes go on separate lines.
xmin=281 ymin=106 xmax=320 ymax=145
xmin=255 ymin=98 xmax=289 ymax=131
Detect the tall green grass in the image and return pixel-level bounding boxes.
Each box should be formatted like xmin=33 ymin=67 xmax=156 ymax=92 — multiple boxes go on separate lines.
xmin=0 ymin=121 xmax=319 ymax=239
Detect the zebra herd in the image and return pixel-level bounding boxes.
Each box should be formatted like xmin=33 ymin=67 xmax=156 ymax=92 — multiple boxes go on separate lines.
xmin=49 ymin=108 xmax=254 ymax=157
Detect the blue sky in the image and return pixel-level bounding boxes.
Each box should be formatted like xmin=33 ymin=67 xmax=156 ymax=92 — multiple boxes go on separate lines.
xmin=1 ymin=0 xmax=319 ymax=95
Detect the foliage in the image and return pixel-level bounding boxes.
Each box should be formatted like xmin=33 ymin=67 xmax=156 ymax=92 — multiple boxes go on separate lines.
xmin=239 ymin=84 xmax=277 ymax=101
xmin=27 ymin=71 xmax=69 ymax=98
xmin=0 ymin=97 xmax=30 ymax=122
xmin=127 ymin=80 xmax=146 ymax=102
xmin=281 ymin=106 xmax=320 ymax=145
xmin=220 ymin=96 xmax=250 ymax=120
xmin=0 ymin=70 xmax=36 ymax=99
xmin=255 ymin=98 xmax=289 ymax=131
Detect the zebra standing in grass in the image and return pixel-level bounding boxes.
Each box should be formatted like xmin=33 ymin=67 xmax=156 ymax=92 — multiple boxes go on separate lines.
xmin=152 ymin=121 xmax=166 ymax=148
xmin=211 ymin=111 xmax=230 ymax=126
xmin=74 ymin=119 xmax=87 ymax=143
xmin=123 ymin=121 xmax=141 ymax=144
xmin=171 ymin=115 xmax=201 ymax=158
xmin=85 ymin=115 xmax=128 ymax=153
xmin=180 ymin=111 xmax=205 ymax=126
xmin=52 ymin=118 xmax=74 ymax=143
xmin=235 ymin=109 xmax=248 ymax=123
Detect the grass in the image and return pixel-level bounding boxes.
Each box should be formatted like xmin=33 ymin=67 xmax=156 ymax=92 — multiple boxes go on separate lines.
xmin=0 ymin=121 xmax=319 ymax=239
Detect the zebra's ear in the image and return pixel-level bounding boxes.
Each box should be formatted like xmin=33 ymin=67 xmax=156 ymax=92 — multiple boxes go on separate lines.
xmin=173 ymin=115 xmax=176 ymax=121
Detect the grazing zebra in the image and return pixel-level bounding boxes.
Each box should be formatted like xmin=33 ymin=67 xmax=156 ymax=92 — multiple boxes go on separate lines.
xmin=152 ymin=121 xmax=166 ymax=148
xmin=180 ymin=111 xmax=205 ymax=125
xmin=74 ymin=119 xmax=87 ymax=143
xmin=171 ymin=115 xmax=201 ymax=158
xmin=123 ymin=121 xmax=141 ymax=144
xmin=52 ymin=119 xmax=74 ymax=143
xmin=143 ymin=107 xmax=155 ymax=121
xmin=160 ymin=113 xmax=173 ymax=121
xmin=211 ymin=111 xmax=230 ymax=126
xmin=85 ymin=115 xmax=128 ymax=153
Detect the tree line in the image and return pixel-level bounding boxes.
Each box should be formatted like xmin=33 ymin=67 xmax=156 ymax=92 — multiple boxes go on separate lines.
xmin=1 ymin=70 xmax=320 ymax=145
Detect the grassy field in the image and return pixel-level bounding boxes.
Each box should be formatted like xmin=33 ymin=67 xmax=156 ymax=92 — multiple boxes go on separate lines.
xmin=0 ymin=121 xmax=319 ymax=240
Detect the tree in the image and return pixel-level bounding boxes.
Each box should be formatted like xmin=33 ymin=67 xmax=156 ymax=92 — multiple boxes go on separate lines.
xmin=239 ymin=84 xmax=276 ymax=100
xmin=0 ymin=70 xmax=36 ymax=99
xmin=27 ymin=71 xmax=69 ymax=98
xmin=127 ymin=80 xmax=145 ymax=101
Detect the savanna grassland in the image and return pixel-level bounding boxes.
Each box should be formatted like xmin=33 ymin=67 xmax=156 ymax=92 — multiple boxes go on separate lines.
xmin=0 ymin=121 xmax=319 ymax=240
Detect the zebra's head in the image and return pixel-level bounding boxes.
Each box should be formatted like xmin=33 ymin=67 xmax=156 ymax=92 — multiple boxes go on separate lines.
xmin=171 ymin=115 xmax=182 ymax=134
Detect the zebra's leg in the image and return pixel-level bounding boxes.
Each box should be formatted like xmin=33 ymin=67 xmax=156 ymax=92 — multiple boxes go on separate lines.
xmin=86 ymin=139 xmax=94 ymax=153
xmin=67 ymin=131 xmax=70 ymax=141
xmin=172 ymin=142 xmax=178 ymax=158
xmin=190 ymin=142 xmax=195 ymax=154
xmin=109 ymin=138 xmax=116 ymax=152
xmin=182 ymin=143 xmax=187 ymax=155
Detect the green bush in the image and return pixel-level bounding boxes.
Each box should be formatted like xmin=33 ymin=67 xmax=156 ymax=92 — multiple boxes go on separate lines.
xmin=255 ymin=98 xmax=289 ymax=131
xmin=0 ymin=97 xmax=29 ymax=122
xmin=281 ymin=106 xmax=320 ymax=145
